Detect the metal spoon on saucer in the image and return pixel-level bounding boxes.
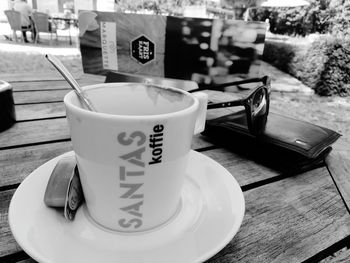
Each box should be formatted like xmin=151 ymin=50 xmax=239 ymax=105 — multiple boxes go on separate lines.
xmin=45 ymin=54 xmax=96 ymax=112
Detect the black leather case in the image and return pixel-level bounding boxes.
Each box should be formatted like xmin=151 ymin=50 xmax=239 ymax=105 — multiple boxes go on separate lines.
xmin=202 ymin=111 xmax=341 ymax=174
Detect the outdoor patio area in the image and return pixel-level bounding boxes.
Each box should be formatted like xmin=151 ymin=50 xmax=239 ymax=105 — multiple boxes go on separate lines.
xmin=0 ymin=23 xmax=349 ymax=151
xmin=0 ymin=20 xmax=79 ymax=47
xmin=1 ymin=4 xmax=350 ymax=261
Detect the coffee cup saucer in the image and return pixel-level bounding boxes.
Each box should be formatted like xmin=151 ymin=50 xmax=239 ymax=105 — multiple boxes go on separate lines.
xmin=9 ymin=150 xmax=245 ymax=263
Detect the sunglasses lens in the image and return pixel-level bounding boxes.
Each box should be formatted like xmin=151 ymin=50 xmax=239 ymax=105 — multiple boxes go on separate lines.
xmin=251 ymin=88 xmax=268 ymax=134
xmin=252 ymin=88 xmax=267 ymax=115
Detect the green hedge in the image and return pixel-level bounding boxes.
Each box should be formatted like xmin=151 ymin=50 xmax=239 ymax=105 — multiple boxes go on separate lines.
xmin=263 ymin=36 xmax=350 ymax=96
xmin=262 ymin=40 xmax=298 ymax=73
xmin=250 ymin=0 xmax=350 ymax=37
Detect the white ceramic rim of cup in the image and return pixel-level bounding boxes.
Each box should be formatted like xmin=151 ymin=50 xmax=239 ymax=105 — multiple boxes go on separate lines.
xmin=63 ymin=83 xmax=199 ymax=120
xmin=0 ymin=80 xmax=12 ymax=92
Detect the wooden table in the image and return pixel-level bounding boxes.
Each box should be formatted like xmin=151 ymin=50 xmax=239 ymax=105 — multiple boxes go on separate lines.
xmin=1 ymin=73 xmax=350 ymax=263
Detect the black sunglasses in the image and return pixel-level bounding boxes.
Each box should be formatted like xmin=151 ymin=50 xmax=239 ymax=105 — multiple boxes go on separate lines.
xmin=189 ymin=76 xmax=271 ymax=135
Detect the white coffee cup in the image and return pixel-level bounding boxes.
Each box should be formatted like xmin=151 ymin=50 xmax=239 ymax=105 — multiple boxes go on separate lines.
xmin=64 ymin=83 xmax=207 ymax=232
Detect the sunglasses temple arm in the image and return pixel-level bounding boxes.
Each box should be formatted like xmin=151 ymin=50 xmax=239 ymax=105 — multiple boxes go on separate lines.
xmin=207 ymin=99 xmax=243 ymax=109
xmin=211 ymin=77 xmax=264 ymax=90
xmin=189 ymin=77 xmax=264 ymax=93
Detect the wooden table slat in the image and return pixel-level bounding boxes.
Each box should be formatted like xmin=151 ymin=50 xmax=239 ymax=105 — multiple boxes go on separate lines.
xmin=14 ymin=90 xmax=71 ymax=104
xmin=1 ymin=73 xmax=350 ymax=263
xmin=12 ymin=81 xmax=71 ymax=91
xmin=209 ymin=167 xmax=350 ymax=263
xmin=1 ymin=72 xmax=105 ymax=84
xmin=0 ymin=141 xmax=73 ymax=187
xmin=204 ymin=147 xmax=278 ymax=186
xmin=326 ymin=151 xmax=350 ymax=213
xmin=0 ymin=118 xmax=215 ymax=152
xmin=0 ymin=142 xmax=279 ymax=189
xmin=11 ymin=75 xmax=106 ymax=91
xmin=0 ymin=189 xmax=21 ymax=257
xmin=15 ymin=103 xmax=66 ymax=121
xmin=0 ymin=119 xmax=70 ymax=149
xmin=1 ymin=167 xmax=350 ymax=262
xmin=0 ymin=72 xmax=80 ymax=82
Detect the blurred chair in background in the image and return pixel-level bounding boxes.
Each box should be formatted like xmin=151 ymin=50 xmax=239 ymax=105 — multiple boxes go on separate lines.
xmin=4 ymin=10 xmax=34 ymax=42
xmin=32 ymin=11 xmax=58 ymax=44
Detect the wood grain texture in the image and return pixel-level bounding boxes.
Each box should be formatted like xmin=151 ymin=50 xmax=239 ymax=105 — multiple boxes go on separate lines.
xmin=0 ymin=118 xmax=215 ymax=151
xmin=0 ymin=137 xmax=212 ymax=188
xmin=0 ymin=126 xmax=212 ymax=188
xmin=0 ymin=72 xmax=81 ymax=83
xmin=0 ymin=142 xmax=279 ymax=191
xmin=13 ymin=89 xmax=70 ymax=104
xmin=208 ymin=167 xmax=350 ymax=263
xmin=0 ymin=118 xmax=70 ymax=149
xmin=1 ymin=73 xmax=350 ymax=262
xmin=0 ymin=190 xmax=21 ymax=257
xmin=0 ymin=141 xmax=73 ymax=187
xmin=11 ymin=76 xmax=105 ymax=91
xmin=331 ymin=136 xmax=350 ymax=160
xmin=326 ymin=151 xmax=350 ymax=213
xmin=1 ymin=167 xmax=349 ymax=261
xmin=15 ymin=103 xmax=66 ymax=121
xmin=12 ymin=81 xmax=72 ymax=91
xmin=203 ymin=147 xmax=277 ymax=186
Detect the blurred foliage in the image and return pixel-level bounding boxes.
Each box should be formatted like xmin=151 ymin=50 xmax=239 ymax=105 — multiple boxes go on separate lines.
xmin=114 ymin=0 xmax=350 ymax=37
xmin=250 ymin=0 xmax=350 ymax=37
xmin=254 ymin=0 xmax=350 ymax=96
xmin=114 ymin=0 xmax=208 ymax=15
xmin=262 ymin=41 xmax=299 ymax=73
xmin=263 ymin=36 xmax=350 ymax=96
xmin=250 ymin=0 xmax=329 ymax=36
xmin=113 ymin=0 xmax=350 ymax=96
xmin=329 ymin=0 xmax=350 ymax=38
xmin=314 ymin=38 xmax=350 ymax=96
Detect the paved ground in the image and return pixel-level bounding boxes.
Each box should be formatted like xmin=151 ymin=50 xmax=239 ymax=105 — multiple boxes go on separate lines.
xmin=260 ymin=61 xmax=314 ymax=94
xmin=0 ymin=21 xmax=79 ymax=48
xmin=0 ymin=23 xmax=313 ymax=95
